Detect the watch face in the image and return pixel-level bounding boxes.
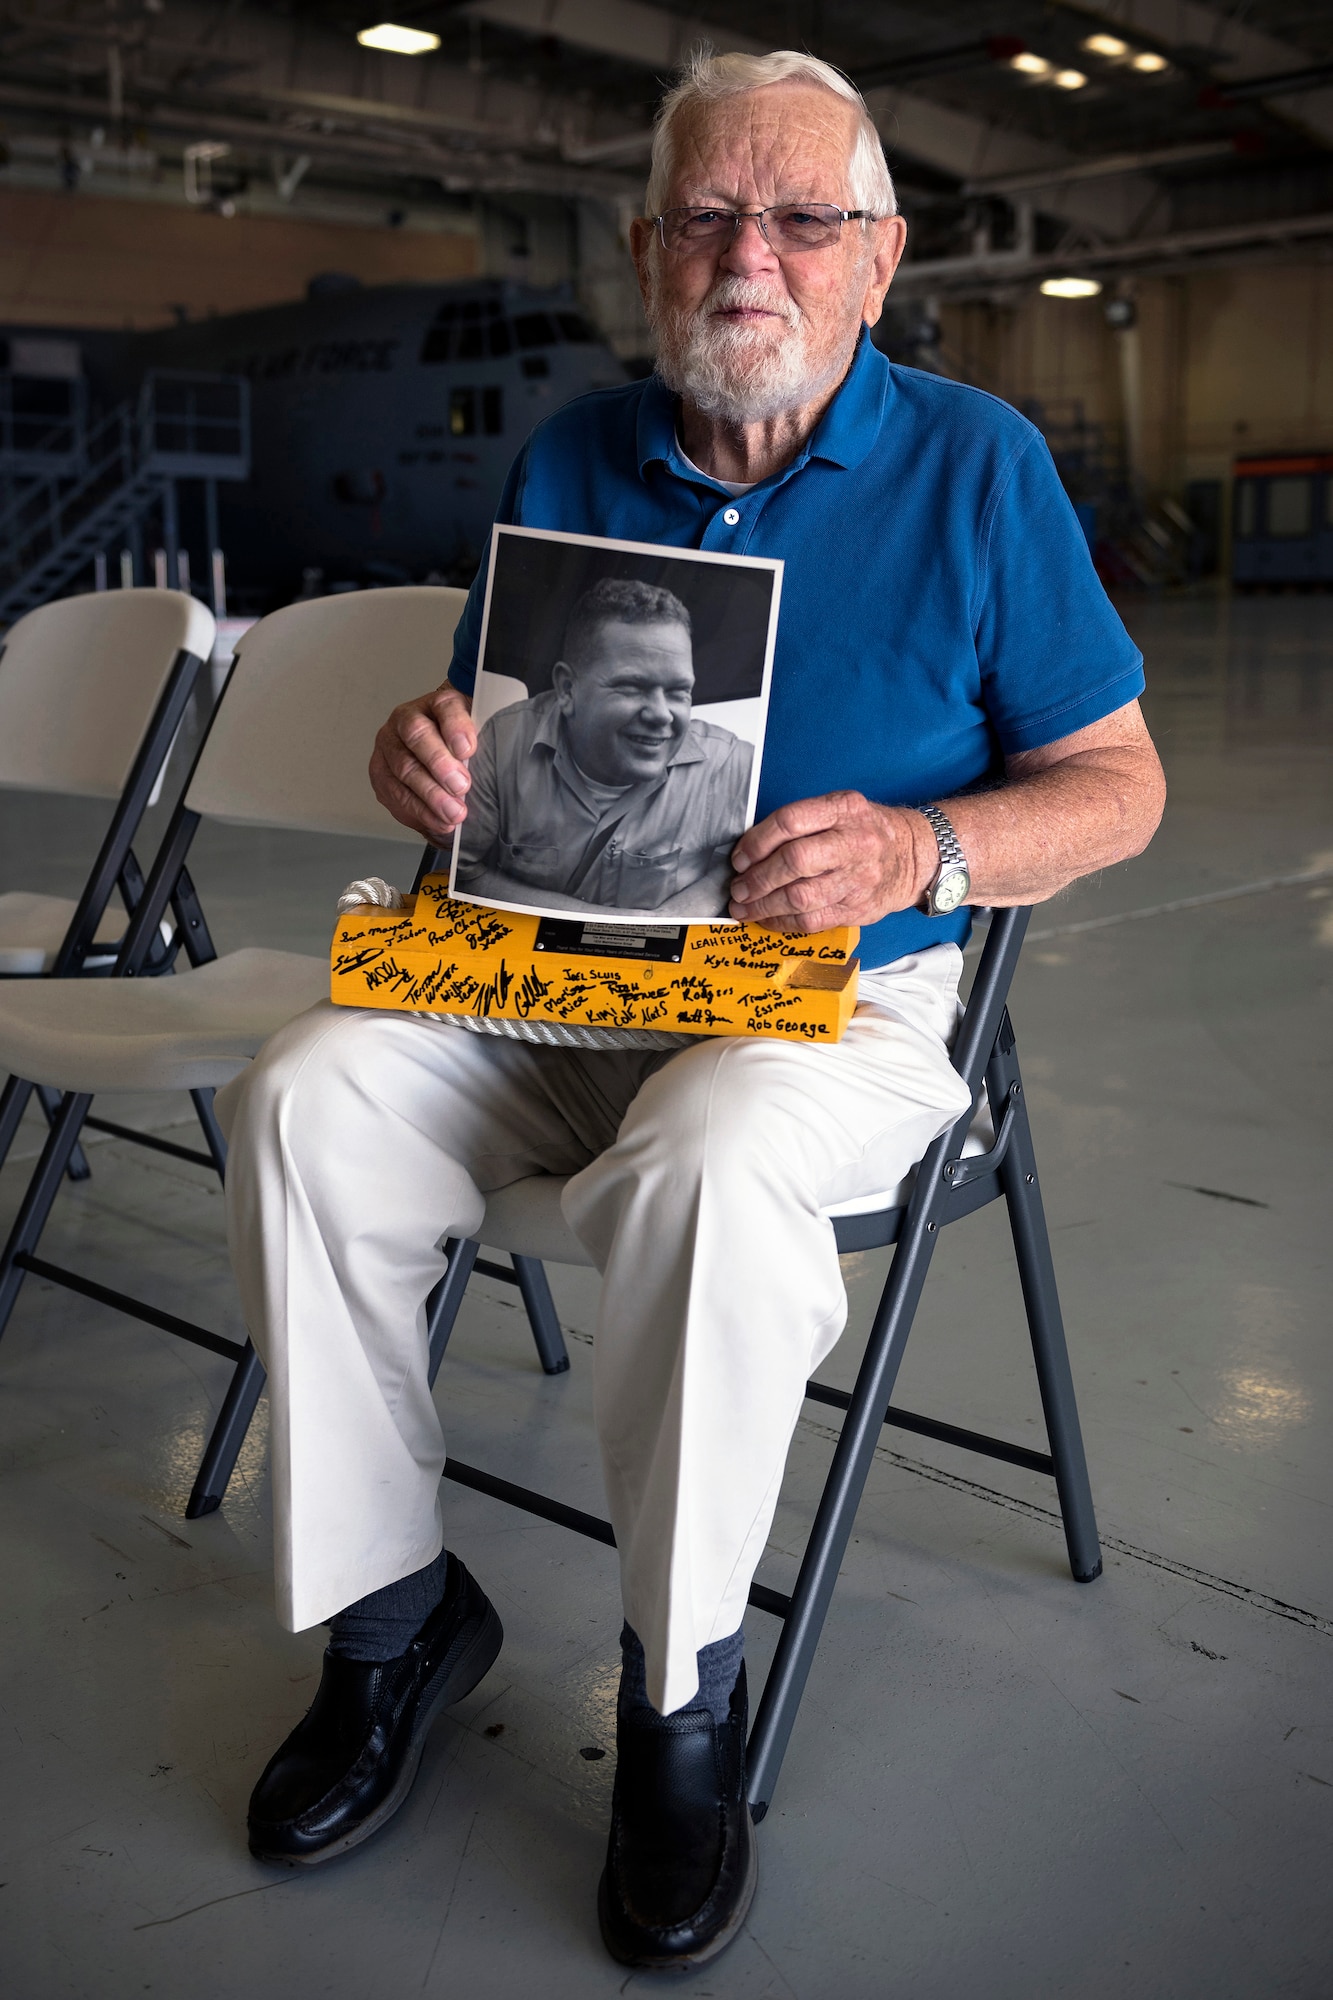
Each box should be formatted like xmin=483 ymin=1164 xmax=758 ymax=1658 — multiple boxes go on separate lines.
xmin=932 ymin=867 xmax=970 ymax=915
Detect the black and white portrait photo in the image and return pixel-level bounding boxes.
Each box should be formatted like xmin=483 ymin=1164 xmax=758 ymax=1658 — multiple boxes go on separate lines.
xmin=450 ymin=525 xmax=782 ymax=922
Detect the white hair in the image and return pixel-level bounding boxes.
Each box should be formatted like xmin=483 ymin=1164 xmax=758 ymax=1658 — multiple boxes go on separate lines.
xmin=645 ymin=48 xmax=897 ymax=219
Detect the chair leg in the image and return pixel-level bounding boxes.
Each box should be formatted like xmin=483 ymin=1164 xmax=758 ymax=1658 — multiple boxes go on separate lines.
xmin=426 ymin=1238 xmax=480 ymax=1388
xmin=36 ymin=1085 xmax=91 ymax=1182
xmin=189 ymin=1086 xmax=228 ymax=1177
xmin=745 ymin=1166 xmax=950 ymax=1819
xmin=0 ymin=1074 xmax=36 ymax=1175
xmin=1000 ymin=1090 xmax=1103 ymax=1583
xmin=512 ymin=1256 xmax=570 ymax=1375
xmin=185 ymin=1340 xmax=267 ymax=1518
xmin=0 ymin=1092 xmax=94 ymax=1340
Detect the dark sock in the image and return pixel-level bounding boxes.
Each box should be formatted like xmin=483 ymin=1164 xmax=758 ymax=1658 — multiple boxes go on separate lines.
xmin=327 ymin=1547 xmax=453 ymax=1662
xmin=619 ymin=1621 xmax=744 ymax=1729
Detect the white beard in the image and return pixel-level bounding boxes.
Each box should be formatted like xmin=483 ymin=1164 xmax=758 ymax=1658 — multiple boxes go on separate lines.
xmin=648 ymin=273 xmax=852 ymax=424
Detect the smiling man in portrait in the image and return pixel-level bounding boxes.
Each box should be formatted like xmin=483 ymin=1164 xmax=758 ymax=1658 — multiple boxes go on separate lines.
xmin=455 ymin=575 xmax=753 ymax=916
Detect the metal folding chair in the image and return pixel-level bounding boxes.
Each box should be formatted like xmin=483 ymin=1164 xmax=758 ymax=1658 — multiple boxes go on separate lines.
xmin=418 ymin=904 xmax=1102 ymax=1819
xmin=0 ymin=587 xmax=472 ymax=1517
xmin=0 ymin=589 xmax=216 ymax=1177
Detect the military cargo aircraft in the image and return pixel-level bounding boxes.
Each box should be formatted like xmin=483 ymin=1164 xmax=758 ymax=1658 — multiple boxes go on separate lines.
xmin=115 ymin=275 xmax=629 ymax=595
xmin=2 ymin=277 xmax=628 ymax=612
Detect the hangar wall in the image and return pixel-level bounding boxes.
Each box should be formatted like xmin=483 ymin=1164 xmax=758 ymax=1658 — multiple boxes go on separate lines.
xmin=943 ymin=261 xmax=1333 ymax=492
xmin=0 ymin=186 xmax=481 ymax=329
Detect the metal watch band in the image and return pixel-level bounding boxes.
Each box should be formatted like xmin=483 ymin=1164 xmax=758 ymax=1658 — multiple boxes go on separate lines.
xmin=919 ymin=804 xmax=966 ymax=872
xmin=917 ymin=804 xmax=969 ymax=916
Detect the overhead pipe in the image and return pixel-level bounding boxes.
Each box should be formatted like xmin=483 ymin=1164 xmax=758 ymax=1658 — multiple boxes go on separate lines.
xmin=852 ymin=35 xmax=1027 ymax=93
xmin=891 ymin=206 xmax=1333 ymax=294
xmin=963 ymin=138 xmax=1242 ymax=198
xmin=0 ymin=80 xmax=642 ymax=200
xmin=1200 ymin=59 xmax=1333 ymax=107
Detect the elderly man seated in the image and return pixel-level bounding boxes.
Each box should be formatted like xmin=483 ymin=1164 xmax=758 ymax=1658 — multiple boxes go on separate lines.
xmin=219 ymin=48 xmax=1164 ymax=1972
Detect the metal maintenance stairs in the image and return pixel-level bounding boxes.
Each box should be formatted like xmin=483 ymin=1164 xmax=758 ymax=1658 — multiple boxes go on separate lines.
xmin=0 ymin=372 xmax=250 ymax=629
xmin=0 ymin=462 xmax=169 ymax=627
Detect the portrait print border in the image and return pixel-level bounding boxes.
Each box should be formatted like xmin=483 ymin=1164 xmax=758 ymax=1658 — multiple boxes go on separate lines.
xmin=447 ymin=523 xmax=785 ymax=926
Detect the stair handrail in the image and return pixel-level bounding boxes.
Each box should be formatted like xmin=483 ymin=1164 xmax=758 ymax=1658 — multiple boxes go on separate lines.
xmin=0 ymin=399 xmax=140 ymax=559
xmin=0 ymin=371 xmax=88 ymax=473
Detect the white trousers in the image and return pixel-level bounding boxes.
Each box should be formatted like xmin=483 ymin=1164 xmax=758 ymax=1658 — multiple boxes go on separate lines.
xmin=216 ymin=945 xmax=972 ymax=1716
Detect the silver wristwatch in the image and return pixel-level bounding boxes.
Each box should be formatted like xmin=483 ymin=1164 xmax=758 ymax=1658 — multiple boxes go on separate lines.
xmin=917 ymin=804 xmax=971 ymax=916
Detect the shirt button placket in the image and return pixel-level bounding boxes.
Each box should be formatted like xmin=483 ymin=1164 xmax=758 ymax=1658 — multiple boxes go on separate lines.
xmin=722 ymin=506 xmax=741 ymax=526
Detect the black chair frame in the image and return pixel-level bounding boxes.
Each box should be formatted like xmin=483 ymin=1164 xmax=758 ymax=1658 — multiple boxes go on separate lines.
xmin=420 ymin=905 xmax=1102 ymax=1820
xmin=0 ymin=816 xmax=568 ymax=1520
xmin=0 ymin=744 xmax=284 ymax=1517
xmin=0 ymin=640 xmax=209 ymax=1182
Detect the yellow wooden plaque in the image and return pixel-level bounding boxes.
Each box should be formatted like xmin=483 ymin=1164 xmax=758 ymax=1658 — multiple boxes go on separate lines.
xmin=330 ymin=876 xmax=860 ymax=1043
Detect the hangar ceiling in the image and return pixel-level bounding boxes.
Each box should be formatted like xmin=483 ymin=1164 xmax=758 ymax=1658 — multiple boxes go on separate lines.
xmin=1 ymin=0 xmax=1331 ymax=295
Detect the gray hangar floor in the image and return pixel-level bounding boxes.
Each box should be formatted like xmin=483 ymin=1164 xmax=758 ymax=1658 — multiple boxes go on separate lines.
xmin=0 ymin=594 xmax=1329 ymax=1999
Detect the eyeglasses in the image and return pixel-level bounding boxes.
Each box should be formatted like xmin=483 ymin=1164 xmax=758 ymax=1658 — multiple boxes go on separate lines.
xmin=653 ymin=205 xmax=875 ymax=254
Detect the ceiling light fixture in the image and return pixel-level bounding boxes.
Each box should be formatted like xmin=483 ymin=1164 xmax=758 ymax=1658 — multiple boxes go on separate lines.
xmin=1041 ymin=276 xmax=1103 ymax=298
xmin=1131 ymin=51 xmax=1169 ymax=73
xmin=357 ymin=23 xmax=441 ymax=55
xmin=1053 ymin=69 xmax=1087 ymax=90
xmin=1011 ymin=52 xmax=1053 ymax=76
xmin=1083 ymin=34 xmax=1128 ymax=58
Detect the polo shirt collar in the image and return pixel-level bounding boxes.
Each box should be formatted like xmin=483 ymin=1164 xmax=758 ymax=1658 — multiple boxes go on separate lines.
xmin=530 ymin=690 xmax=706 ymax=810
xmin=636 ymin=326 xmax=890 ymax=485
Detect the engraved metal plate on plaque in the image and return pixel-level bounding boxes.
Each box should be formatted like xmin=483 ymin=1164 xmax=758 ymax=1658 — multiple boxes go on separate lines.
xmin=532 ymin=918 xmax=688 ymax=963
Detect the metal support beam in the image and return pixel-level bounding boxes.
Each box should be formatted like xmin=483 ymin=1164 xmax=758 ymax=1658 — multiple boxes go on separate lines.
xmin=892 ymin=205 xmax=1333 ymax=295
xmin=964 ymin=139 xmax=1237 ymax=198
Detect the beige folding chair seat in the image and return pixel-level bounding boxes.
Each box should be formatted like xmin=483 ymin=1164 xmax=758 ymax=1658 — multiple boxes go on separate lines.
xmin=0 ymin=589 xmax=216 ymax=975
xmin=0 ymin=894 xmax=126 ymax=978
xmin=0 ymin=948 xmax=330 ymax=1094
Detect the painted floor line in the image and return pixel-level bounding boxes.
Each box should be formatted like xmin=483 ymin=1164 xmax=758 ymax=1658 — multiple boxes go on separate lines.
xmin=1024 ymin=865 xmax=1333 ymax=942
xmin=794 ymin=1414 xmax=1333 ymax=1640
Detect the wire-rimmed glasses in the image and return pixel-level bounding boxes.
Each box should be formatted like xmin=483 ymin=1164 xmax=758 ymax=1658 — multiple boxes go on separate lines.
xmin=653 ymin=205 xmax=875 ymax=254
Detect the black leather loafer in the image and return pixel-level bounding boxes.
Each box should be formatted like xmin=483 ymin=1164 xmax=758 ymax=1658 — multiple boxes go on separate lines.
xmin=598 ymin=1666 xmax=758 ymax=1970
xmin=247 ymin=1555 xmax=502 ymax=1866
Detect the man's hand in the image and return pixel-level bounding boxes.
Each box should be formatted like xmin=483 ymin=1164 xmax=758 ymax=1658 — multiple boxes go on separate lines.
xmin=729 ymin=792 xmax=933 ymax=933
xmin=728 ymin=705 xmax=1167 ymax=935
xmin=369 ymin=685 xmax=477 ymax=842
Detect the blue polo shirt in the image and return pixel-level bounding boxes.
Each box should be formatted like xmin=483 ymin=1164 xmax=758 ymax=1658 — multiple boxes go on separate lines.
xmin=448 ymin=331 xmax=1143 ymax=969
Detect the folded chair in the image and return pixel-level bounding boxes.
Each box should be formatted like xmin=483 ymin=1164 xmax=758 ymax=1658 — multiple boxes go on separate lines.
xmin=0 ymin=589 xmax=216 ymax=1175
xmin=0 ymin=587 xmax=467 ymax=1516
xmin=417 ymin=904 xmax=1103 ymax=1819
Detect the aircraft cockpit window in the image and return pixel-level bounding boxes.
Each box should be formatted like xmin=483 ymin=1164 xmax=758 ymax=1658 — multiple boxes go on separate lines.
xmin=514 ymin=312 xmax=558 ymax=349
xmin=421 ymin=300 xmax=585 ymax=365
xmin=450 ymin=388 xmax=476 ymax=437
